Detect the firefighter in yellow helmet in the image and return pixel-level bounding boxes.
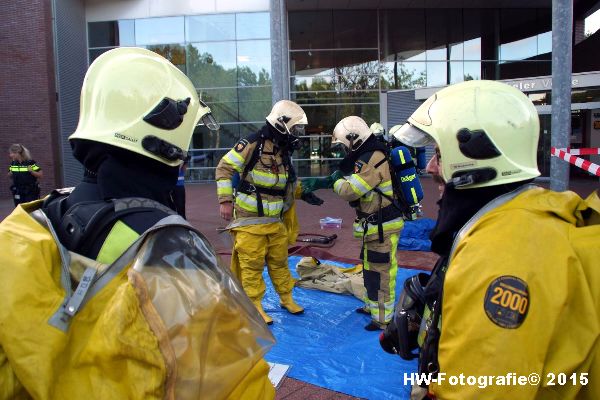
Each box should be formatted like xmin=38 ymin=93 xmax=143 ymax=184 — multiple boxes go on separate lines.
xmin=370 ymin=122 xmax=385 ymax=137
xmin=216 ymin=100 xmax=320 ymax=325
xmin=0 ymin=47 xmax=276 ymax=399
xmin=385 ymin=80 xmax=600 ymax=399
xmin=307 ymin=115 xmax=404 ymax=331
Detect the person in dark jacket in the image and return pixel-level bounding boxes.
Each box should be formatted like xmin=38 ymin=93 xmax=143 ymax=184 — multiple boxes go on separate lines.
xmin=8 ymin=143 xmax=42 ymax=206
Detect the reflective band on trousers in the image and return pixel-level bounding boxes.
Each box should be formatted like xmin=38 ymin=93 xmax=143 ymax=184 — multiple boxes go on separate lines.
xmin=353 ymin=217 xmax=404 ymax=237
xmin=236 ymin=192 xmax=284 ymax=217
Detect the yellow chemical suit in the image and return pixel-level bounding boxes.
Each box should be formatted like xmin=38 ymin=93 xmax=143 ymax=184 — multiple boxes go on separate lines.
xmin=216 ymin=129 xmax=302 ymax=324
xmin=0 ymin=201 xmax=275 ymax=400
xmin=429 ymin=187 xmax=600 ymax=400
xmin=333 ymin=150 xmax=403 ymax=326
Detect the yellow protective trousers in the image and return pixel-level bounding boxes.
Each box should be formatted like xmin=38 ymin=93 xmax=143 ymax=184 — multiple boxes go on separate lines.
xmin=231 ymin=221 xmax=295 ymax=302
xmin=361 ymin=233 xmax=399 ymax=324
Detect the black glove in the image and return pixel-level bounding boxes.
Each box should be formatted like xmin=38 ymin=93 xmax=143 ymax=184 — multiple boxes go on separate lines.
xmin=301 ymin=192 xmax=324 ymax=206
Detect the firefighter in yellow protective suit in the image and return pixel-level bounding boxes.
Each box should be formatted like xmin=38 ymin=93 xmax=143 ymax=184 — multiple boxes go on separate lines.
xmin=0 ymin=47 xmax=275 ymax=399
xmin=389 ymin=80 xmax=600 ymax=399
xmin=304 ymin=116 xmax=404 ymax=331
xmin=216 ymin=100 xmax=320 ymax=325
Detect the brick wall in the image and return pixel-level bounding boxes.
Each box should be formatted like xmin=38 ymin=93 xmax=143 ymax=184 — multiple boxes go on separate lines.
xmin=0 ymin=0 xmax=61 ymax=200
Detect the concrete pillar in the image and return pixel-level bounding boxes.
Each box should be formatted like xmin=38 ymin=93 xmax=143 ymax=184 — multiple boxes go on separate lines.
xmin=270 ymin=0 xmax=289 ymax=104
xmin=550 ymin=0 xmax=573 ymax=192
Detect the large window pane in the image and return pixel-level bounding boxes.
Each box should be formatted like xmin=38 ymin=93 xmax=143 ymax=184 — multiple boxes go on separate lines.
xmin=291 ymin=75 xmax=336 ymax=91
xmin=289 ymin=11 xmax=334 ymax=50
xmin=88 ymin=20 xmax=135 ymax=48
xmin=336 ymin=74 xmax=379 ymax=91
xmin=464 ymin=61 xmax=482 ymax=80
xmin=380 ymin=60 xmax=427 ymax=90
xmin=199 ymin=88 xmax=238 ymax=103
xmin=239 ymin=122 xmax=265 ymax=136
xmin=135 ymin=17 xmax=184 ymax=45
xmin=301 ymin=104 xmax=379 ymax=135
xmin=380 ymin=9 xmax=426 ymax=62
xmin=207 ymin=102 xmax=239 ymax=123
xmin=237 ymin=40 xmax=272 ymax=86
xmin=88 ymin=21 xmax=117 ymax=47
xmin=500 ymin=36 xmax=538 ymax=62
xmin=449 ymin=61 xmax=464 ymax=84
xmin=187 ymin=42 xmax=237 ymax=88
xmin=291 ymin=90 xmax=379 ymax=105
xmin=238 ymin=87 xmax=271 ymax=122
xmin=463 ymin=9 xmax=494 ymax=60
xmin=425 ymin=9 xmax=461 ymax=60
xmin=333 ymin=10 xmax=377 ymax=48
xmin=499 ymin=61 xmax=551 ymax=80
xmin=146 ymin=44 xmax=186 ymax=72
xmin=186 ymin=14 xmax=235 ymax=42
xmin=290 ymin=50 xmax=378 ymax=75
xmin=537 ymin=31 xmax=552 ymax=57
xmin=427 ymin=61 xmax=447 ymax=87
xmin=192 ymin=124 xmax=236 ymax=152
xmin=236 ymin=12 xmax=270 ymax=40
xmin=500 ymin=9 xmax=539 ymax=61
xmin=89 ymin=48 xmax=113 ymax=64
xmin=463 ymin=38 xmax=481 ymax=61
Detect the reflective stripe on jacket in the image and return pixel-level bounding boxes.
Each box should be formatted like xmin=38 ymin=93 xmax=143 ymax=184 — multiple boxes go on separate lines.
xmin=216 ymin=136 xmax=294 ymax=219
xmin=333 ymin=151 xmax=403 ymax=241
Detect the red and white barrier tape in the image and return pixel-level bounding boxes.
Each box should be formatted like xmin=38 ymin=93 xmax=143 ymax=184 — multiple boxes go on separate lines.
xmin=563 ymin=148 xmax=600 ymax=156
xmin=550 ymin=147 xmax=600 ymax=176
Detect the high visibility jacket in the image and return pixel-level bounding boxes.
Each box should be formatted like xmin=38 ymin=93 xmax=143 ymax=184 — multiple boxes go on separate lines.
xmin=9 ymin=160 xmax=40 ymax=195
xmin=333 ymin=150 xmax=403 ymax=241
xmin=429 ymin=187 xmax=600 ymax=400
xmin=216 ymin=134 xmax=295 ymax=220
xmin=0 ymin=201 xmax=275 ymax=400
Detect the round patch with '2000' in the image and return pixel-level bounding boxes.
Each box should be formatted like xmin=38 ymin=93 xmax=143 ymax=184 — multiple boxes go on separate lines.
xmin=483 ymin=276 xmax=529 ymax=329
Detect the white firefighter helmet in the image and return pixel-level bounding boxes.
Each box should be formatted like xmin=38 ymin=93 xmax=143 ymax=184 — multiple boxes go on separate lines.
xmin=332 ymin=116 xmax=372 ymax=151
xmin=370 ymin=122 xmax=385 ymax=136
xmin=391 ymin=80 xmax=540 ymax=189
xmin=69 ymin=47 xmax=220 ymax=167
xmin=266 ymin=100 xmax=308 ymax=137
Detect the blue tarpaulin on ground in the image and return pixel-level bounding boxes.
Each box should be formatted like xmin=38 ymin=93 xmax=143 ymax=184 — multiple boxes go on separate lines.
xmin=399 ymin=218 xmax=436 ymax=251
xmin=264 ymin=255 xmax=421 ymax=399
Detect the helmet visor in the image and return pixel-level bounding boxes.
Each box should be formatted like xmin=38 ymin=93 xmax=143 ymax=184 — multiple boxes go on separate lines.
xmin=290 ymin=124 xmax=306 ymax=137
xmin=391 ymin=123 xmax=435 ymax=148
xmin=201 ymin=113 xmax=220 ymax=131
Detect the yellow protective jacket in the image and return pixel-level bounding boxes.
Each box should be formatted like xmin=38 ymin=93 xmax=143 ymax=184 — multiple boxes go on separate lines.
xmin=333 ymin=150 xmax=403 ymax=241
xmin=430 ymin=187 xmax=600 ymax=400
xmin=0 ymin=201 xmax=275 ymax=400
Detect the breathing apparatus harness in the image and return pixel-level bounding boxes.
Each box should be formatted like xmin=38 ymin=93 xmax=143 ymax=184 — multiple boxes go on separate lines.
xmin=340 ymin=134 xmax=411 ymax=243
xmin=42 ymin=188 xmax=175 ymax=258
xmin=236 ymin=125 xmax=296 ymax=218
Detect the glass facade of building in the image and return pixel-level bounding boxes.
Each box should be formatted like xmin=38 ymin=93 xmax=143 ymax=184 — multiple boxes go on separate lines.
xmin=288 ymin=8 xmax=554 ymax=177
xmin=89 ymin=8 xmax=565 ymax=180
xmin=88 ymin=12 xmax=272 ymax=181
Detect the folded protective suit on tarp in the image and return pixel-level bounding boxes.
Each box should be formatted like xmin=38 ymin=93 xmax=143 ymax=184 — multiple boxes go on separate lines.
xmin=295 ymin=256 xmax=366 ymax=300
xmin=0 ymin=202 xmax=275 ymax=400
